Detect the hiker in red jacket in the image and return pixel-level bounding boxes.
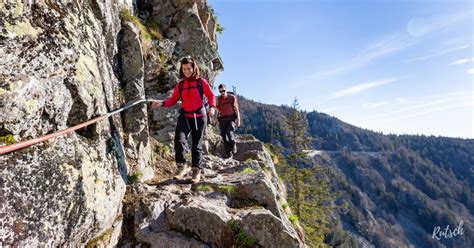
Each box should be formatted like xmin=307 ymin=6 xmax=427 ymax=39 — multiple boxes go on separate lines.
xmin=152 ymin=56 xmax=216 ymax=183
xmin=216 ymin=84 xmax=240 ymax=159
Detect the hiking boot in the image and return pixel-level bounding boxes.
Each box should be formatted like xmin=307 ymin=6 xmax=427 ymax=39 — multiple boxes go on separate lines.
xmin=174 ymin=163 xmax=191 ymax=180
xmin=191 ymin=167 xmax=202 ymax=183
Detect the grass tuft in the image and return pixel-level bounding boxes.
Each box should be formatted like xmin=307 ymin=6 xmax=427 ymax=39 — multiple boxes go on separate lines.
xmin=241 ymin=168 xmax=257 ymax=174
xmin=128 ymin=171 xmax=143 ymax=184
xmin=217 ymin=184 xmax=237 ymax=196
xmin=289 ymin=214 xmax=299 ymax=224
xmin=227 ymin=219 xmax=258 ymax=247
xmin=196 ymin=184 xmax=213 ymax=192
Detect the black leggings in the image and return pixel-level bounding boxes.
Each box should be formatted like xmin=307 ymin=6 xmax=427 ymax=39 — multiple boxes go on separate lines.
xmin=219 ymin=119 xmax=236 ymax=156
xmin=174 ymin=115 xmax=207 ymax=167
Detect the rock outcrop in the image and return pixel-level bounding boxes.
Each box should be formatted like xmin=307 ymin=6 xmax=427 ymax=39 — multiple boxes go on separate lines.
xmin=0 ymin=1 xmax=304 ymax=246
xmin=123 ymin=135 xmax=305 ymax=247
xmin=0 ymin=1 xmax=131 ymax=245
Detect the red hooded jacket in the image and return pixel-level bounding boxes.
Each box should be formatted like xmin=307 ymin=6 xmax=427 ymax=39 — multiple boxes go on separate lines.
xmin=162 ymin=78 xmax=216 ymax=118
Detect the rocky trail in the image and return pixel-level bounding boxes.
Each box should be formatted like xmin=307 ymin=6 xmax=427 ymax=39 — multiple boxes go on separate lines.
xmin=114 ymin=135 xmax=305 ymax=247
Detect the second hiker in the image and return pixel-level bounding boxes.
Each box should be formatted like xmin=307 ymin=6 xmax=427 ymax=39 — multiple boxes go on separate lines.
xmin=152 ymin=56 xmax=216 ymax=183
xmin=216 ymin=84 xmax=240 ymax=159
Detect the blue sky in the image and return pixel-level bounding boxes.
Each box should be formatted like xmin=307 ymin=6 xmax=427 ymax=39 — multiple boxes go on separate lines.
xmin=209 ymin=0 xmax=473 ymax=138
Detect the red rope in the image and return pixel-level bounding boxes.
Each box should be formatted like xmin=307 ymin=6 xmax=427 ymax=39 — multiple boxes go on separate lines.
xmin=0 ymin=98 xmax=160 ymax=155
xmin=0 ymin=115 xmax=108 ymax=155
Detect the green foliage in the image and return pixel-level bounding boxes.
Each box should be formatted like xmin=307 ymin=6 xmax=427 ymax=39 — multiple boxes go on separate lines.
xmin=288 ymin=214 xmax=299 ymax=224
xmin=216 ymin=22 xmax=224 ymax=34
xmin=235 ymin=229 xmax=257 ymax=247
xmin=241 ymin=168 xmax=257 ymax=174
xmin=144 ymin=18 xmax=163 ymax=40
xmin=196 ymin=184 xmax=213 ymax=192
xmin=128 ymin=171 xmax=142 ymax=184
xmin=0 ymin=134 xmax=14 ymax=145
xmin=118 ymin=88 xmax=126 ymax=104
xmin=119 ymin=88 xmax=126 ymax=97
xmin=227 ymin=219 xmax=258 ymax=247
xmin=162 ymin=144 xmax=172 ymax=154
xmin=284 ymin=98 xmax=310 ymax=217
xmin=281 ymin=203 xmax=288 ymax=210
xmin=0 ymin=125 xmax=14 ymax=145
xmin=228 ymin=219 xmax=240 ymax=231
xmin=325 ymin=225 xmax=359 ymax=247
xmin=154 ymin=143 xmax=172 ymax=157
xmin=236 ymin=97 xmax=289 ymax=144
xmin=218 ymin=184 xmax=237 ymax=196
xmin=275 ymin=99 xmax=342 ymax=246
xmin=210 ymin=9 xmax=224 ymax=34
xmin=120 ymin=8 xmax=162 ymax=49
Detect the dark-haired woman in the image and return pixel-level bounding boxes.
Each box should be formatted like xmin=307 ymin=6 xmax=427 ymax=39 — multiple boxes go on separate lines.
xmin=152 ymin=56 xmax=216 ymax=183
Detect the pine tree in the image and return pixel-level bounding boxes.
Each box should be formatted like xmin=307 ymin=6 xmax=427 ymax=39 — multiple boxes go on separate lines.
xmin=281 ymin=98 xmax=343 ymax=247
xmin=284 ymin=98 xmax=310 ymax=217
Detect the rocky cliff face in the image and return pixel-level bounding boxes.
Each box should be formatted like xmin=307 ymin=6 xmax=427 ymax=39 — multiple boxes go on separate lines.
xmin=1 ymin=1 xmax=131 ymax=245
xmin=0 ymin=1 xmax=304 ymax=247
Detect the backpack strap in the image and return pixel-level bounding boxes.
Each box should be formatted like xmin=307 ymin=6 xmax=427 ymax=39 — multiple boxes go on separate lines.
xmin=197 ymin=78 xmax=204 ymax=101
xmin=178 ymin=79 xmax=185 ymax=100
xmin=230 ymin=94 xmax=235 ymax=106
xmin=218 ymin=94 xmax=235 ymax=106
xmin=178 ymin=78 xmax=204 ymax=101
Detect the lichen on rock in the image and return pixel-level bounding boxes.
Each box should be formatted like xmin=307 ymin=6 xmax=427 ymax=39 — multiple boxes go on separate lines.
xmin=4 ymin=20 xmax=42 ymax=38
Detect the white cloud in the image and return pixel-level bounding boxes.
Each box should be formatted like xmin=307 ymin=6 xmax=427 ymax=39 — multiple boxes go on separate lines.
xmin=357 ymin=91 xmax=472 ymax=123
xmin=406 ymin=11 xmax=473 ymax=38
xmin=395 ymin=98 xmax=408 ymax=104
xmin=363 ymin=101 xmax=390 ymax=109
xmin=320 ymin=34 xmax=415 ymax=79
xmin=449 ymin=57 xmax=473 ymax=65
xmin=293 ymin=10 xmax=472 ymax=87
xmin=386 ymin=101 xmax=472 ymax=122
xmin=443 ymin=37 xmax=465 ymax=46
xmin=328 ymin=78 xmax=398 ymax=100
xmin=405 ymin=45 xmax=469 ymax=63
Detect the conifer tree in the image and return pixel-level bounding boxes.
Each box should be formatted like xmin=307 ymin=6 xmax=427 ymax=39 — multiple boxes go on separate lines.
xmin=281 ymin=98 xmax=342 ymax=246
xmin=284 ymin=98 xmax=310 ymax=217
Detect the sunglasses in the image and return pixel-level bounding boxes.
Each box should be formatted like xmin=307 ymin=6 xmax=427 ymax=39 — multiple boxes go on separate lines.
xmin=219 ymin=90 xmax=226 ymax=93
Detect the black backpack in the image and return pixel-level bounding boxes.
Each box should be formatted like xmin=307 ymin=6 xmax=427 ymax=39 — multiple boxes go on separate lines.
xmin=177 ymin=78 xmax=210 ymax=119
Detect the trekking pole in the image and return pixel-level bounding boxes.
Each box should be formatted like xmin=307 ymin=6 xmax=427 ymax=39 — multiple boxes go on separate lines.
xmin=0 ymin=98 xmax=162 ymax=155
